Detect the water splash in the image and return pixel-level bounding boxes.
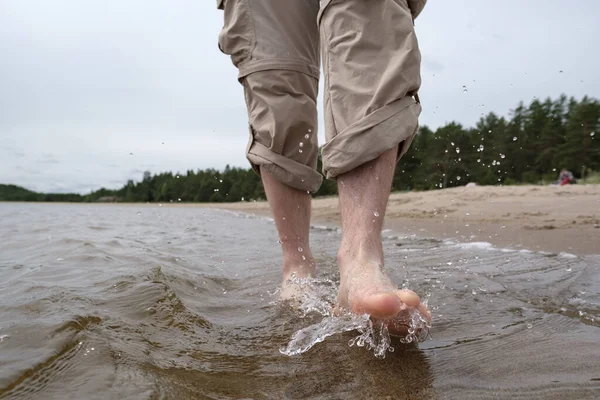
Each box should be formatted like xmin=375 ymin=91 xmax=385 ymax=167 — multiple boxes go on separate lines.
xmin=279 ymin=276 xmax=431 ymax=359
xmin=280 ymin=313 xmax=370 ymax=356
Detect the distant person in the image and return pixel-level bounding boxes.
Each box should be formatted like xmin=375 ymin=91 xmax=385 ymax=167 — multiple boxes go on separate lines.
xmin=557 ymin=169 xmax=575 ymax=186
xmin=216 ymin=0 xmax=430 ymax=335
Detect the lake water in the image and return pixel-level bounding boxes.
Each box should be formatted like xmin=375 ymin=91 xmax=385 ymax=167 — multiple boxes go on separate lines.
xmin=1 ymin=203 xmax=599 ymax=399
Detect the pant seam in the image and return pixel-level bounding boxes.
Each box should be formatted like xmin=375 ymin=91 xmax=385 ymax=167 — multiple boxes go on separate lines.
xmin=246 ymin=0 xmax=258 ymax=62
xmin=321 ymin=0 xmax=339 ymax=140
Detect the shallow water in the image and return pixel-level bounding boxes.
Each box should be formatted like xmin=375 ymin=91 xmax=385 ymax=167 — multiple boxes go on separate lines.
xmin=1 ymin=203 xmax=599 ymax=399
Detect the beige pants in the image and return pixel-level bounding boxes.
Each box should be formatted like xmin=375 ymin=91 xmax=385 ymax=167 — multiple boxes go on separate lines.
xmin=217 ymin=0 xmax=425 ymax=193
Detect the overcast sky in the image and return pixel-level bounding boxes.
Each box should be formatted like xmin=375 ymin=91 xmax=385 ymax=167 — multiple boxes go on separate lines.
xmin=1 ymin=0 xmax=599 ymax=193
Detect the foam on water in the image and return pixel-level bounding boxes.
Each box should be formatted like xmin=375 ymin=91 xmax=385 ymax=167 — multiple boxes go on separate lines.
xmin=453 ymin=241 xmax=494 ymax=250
xmin=559 ymin=252 xmax=577 ymax=259
xmin=279 ymin=276 xmax=431 ymax=359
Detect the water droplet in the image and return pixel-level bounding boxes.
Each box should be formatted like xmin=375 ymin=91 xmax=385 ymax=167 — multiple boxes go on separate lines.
xmin=477 ymin=158 xmax=481 ymax=163
xmin=129 ymin=152 xmax=134 ymax=156
xmin=462 ymin=85 xmax=468 ymax=93
xmin=591 ymin=132 xmax=595 ymax=137
xmin=304 ymin=134 xmax=310 ymax=139
xmin=301 ymin=255 xmax=306 ymax=260
xmin=513 ymin=136 xmax=518 ymax=141
xmin=299 ymin=142 xmax=304 ymax=148
xmin=552 ymin=168 xmax=556 ymax=172
xmin=500 ymin=154 xmax=506 ymax=159
xmin=455 ymin=147 xmax=460 ymax=154
xmin=559 ymin=70 xmax=563 ymax=73
xmin=374 ymin=211 xmax=380 ymax=217
xmin=159 ymin=203 xmax=162 ymax=207
xmin=565 ymin=267 xmax=572 ymax=272
xmin=526 ymin=323 xmax=533 ymax=329
xmin=299 ymin=149 xmax=303 ymax=153
xmin=308 ymin=129 xmax=312 ymax=133
xmin=137 ymin=211 xmax=141 ymax=216
xmin=214 ymin=188 xmax=219 ymax=192
xmin=177 ymin=198 xmax=181 ymax=202
xmin=297 ymin=247 xmax=303 ymax=252
xmin=456 ymin=176 xmax=461 ymax=181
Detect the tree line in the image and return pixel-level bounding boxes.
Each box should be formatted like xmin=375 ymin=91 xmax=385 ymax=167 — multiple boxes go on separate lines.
xmin=1 ymin=95 xmax=598 ymax=203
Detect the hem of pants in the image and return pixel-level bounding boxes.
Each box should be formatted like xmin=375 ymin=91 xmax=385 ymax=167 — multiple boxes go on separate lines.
xmin=321 ymin=95 xmax=421 ymax=179
xmin=238 ymin=58 xmax=320 ymax=81
xmin=247 ymin=140 xmax=323 ymax=193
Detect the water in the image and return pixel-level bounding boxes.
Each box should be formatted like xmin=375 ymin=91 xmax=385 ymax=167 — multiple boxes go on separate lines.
xmin=1 ymin=203 xmax=599 ymax=399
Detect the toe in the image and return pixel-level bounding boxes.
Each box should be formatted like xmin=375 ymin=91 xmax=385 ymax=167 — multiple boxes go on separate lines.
xmin=358 ymin=292 xmax=403 ymax=318
xmin=417 ymin=303 xmax=431 ymax=323
xmin=396 ymin=289 xmax=431 ymax=323
xmin=396 ymin=289 xmax=421 ymax=308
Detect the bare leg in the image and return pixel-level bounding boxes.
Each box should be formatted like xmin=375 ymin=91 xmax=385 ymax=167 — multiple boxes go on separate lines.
xmin=336 ymin=147 xmax=430 ymax=332
xmin=261 ymin=168 xmax=315 ymax=298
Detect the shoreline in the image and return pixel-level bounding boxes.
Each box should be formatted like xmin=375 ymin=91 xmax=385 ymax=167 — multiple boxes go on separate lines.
xmin=199 ymin=184 xmax=600 ymax=256
xmin=4 ymin=184 xmax=599 ymax=256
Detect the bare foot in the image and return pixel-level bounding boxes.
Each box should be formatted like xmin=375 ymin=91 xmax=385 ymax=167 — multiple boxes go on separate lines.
xmin=280 ymin=264 xmax=315 ymax=300
xmin=337 ymin=256 xmax=431 ymax=337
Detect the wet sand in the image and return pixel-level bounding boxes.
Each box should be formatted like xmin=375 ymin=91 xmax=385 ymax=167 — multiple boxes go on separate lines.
xmin=204 ymin=184 xmax=600 ymax=256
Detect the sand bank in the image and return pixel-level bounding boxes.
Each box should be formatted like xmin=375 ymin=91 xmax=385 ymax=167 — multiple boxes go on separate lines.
xmin=203 ymin=184 xmax=600 ymax=256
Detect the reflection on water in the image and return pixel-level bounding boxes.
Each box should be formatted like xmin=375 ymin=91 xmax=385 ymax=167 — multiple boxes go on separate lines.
xmin=0 ymin=203 xmax=599 ymax=399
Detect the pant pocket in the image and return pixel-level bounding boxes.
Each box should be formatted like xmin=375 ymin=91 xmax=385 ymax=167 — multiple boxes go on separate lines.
xmin=218 ymin=0 xmax=255 ymax=67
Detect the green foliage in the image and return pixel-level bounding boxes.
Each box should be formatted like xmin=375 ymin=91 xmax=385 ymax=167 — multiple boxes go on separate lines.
xmin=391 ymin=95 xmax=599 ymax=191
xmin=582 ymin=171 xmax=600 ymax=184
xmin=1 ymin=95 xmax=599 ymax=203
xmin=0 ymin=184 xmax=83 ymax=202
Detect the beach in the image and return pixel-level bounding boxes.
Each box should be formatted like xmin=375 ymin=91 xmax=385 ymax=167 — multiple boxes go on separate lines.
xmin=205 ymin=184 xmax=600 ymax=256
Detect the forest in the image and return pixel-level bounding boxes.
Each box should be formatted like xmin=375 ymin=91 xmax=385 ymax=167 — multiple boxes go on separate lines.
xmin=1 ymin=95 xmax=599 ymax=203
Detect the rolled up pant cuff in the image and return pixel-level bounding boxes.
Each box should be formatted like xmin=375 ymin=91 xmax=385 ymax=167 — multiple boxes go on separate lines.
xmin=247 ymin=140 xmax=323 ymax=193
xmin=321 ymin=96 xmax=421 ymax=179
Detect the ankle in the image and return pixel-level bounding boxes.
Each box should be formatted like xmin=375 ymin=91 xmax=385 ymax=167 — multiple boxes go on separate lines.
xmin=282 ymin=255 xmax=316 ymax=279
xmin=337 ymin=239 xmax=383 ymax=270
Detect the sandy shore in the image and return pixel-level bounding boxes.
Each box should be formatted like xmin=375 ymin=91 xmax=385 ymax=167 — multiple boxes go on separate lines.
xmin=201 ymin=184 xmax=600 ymax=256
